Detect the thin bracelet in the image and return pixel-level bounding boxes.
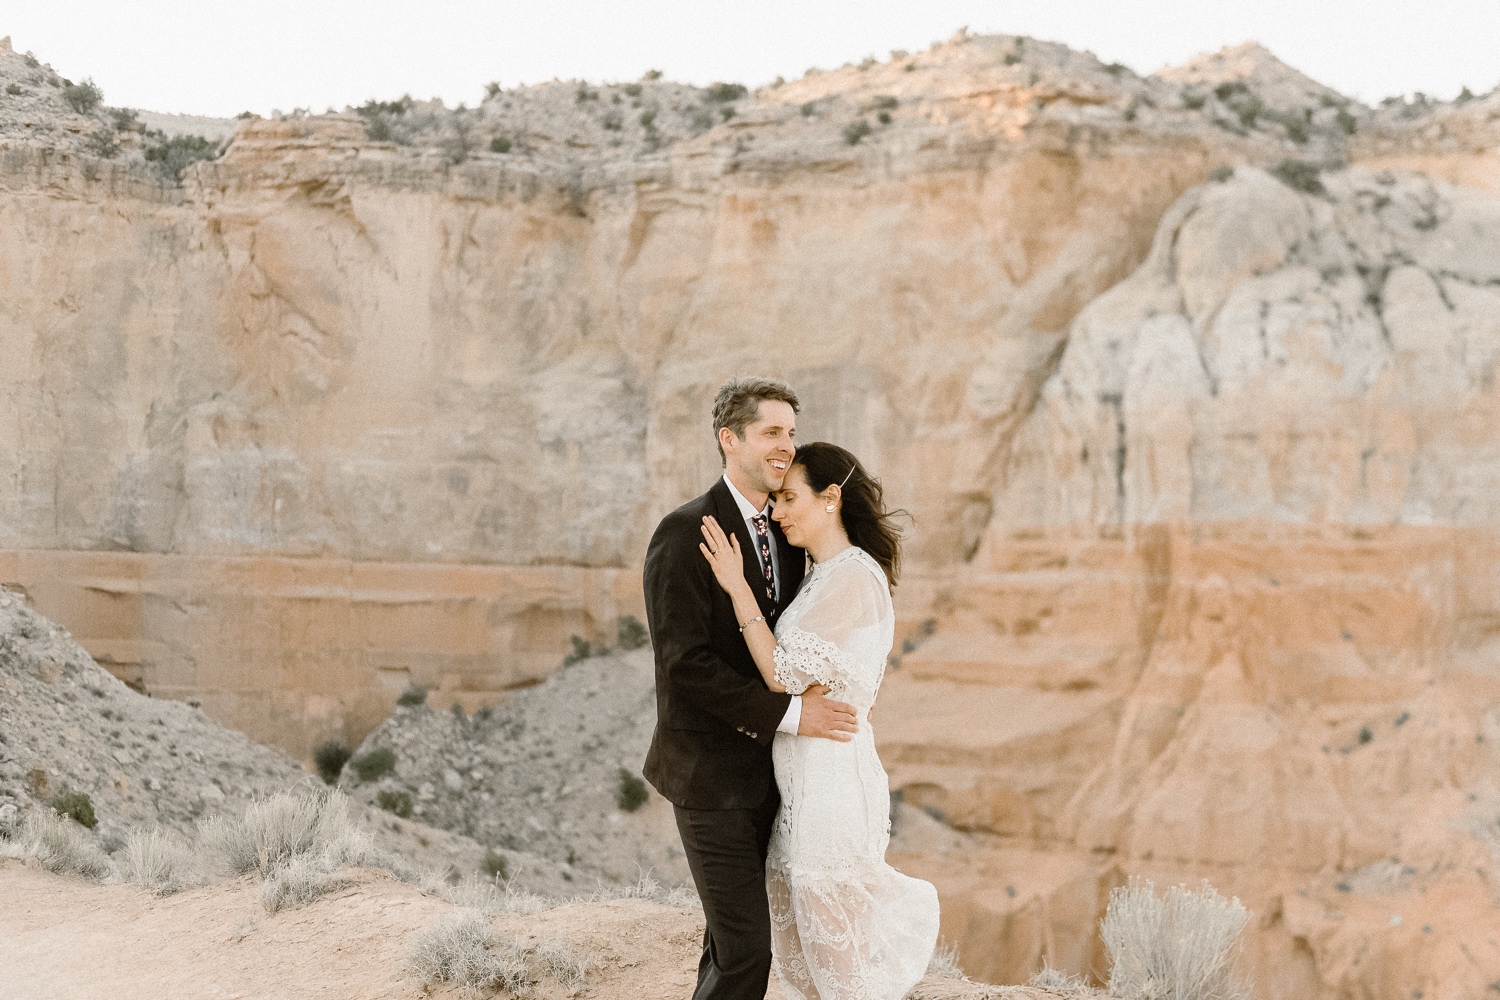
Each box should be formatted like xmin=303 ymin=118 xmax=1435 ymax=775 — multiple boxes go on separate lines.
xmin=738 ymin=615 xmax=766 ymax=633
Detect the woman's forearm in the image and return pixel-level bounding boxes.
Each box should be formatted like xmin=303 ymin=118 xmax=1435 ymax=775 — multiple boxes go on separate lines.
xmin=729 ymin=586 xmax=785 ymax=692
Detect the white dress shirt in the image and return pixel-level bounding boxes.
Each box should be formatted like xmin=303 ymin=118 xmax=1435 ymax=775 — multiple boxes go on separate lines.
xmin=723 ymin=474 xmax=802 ymax=736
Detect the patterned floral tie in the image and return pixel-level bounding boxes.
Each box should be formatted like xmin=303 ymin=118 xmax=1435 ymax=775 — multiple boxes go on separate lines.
xmin=751 ymin=514 xmax=775 ymax=602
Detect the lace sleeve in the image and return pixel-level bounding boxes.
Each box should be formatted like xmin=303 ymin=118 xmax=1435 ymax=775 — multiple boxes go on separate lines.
xmin=773 ymin=627 xmax=861 ymax=695
xmin=772 ymin=554 xmax=893 ymax=699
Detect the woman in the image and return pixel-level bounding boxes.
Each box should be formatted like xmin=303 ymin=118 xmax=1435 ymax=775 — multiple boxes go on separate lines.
xmin=698 ymin=441 xmax=940 ymax=1000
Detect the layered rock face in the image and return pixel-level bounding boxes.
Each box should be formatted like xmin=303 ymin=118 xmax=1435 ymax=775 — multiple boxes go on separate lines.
xmin=882 ymin=165 xmax=1500 ymax=994
xmin=5 ymin=29 xmax=1500 ymax=998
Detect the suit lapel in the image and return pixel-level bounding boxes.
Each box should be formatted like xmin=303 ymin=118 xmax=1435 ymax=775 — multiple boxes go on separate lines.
xmin=710 ymin=480 xmax=776 ymax=618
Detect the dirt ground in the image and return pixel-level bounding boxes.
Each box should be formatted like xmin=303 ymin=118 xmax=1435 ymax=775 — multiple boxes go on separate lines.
xmin=0 ymin=859 xmax=1052 ymax=1000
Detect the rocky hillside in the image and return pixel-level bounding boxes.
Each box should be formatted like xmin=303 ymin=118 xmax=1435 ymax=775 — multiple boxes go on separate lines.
xmin=0 ymin=587 xmax=579 ymax=893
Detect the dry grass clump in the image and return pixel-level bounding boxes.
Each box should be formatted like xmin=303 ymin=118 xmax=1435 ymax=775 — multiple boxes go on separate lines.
xmin=1 ymin=811 xmax=111 ymax=880
xmin=1101 ymin=879 xmax=1248 ymax=1000
xmin=198 ymin=788 xmax=370 ymax=877
xmin=118 ymin=828 xmax=198 ymax=895
xmin=196 ymin=789 xmax=376 ymax=914
xmin=1031 ymin=965 xmax=1093 ymax=993
xmin=585 ymin=870 xmax=698 ymax=907
xmin=927 ymin=941 xmax=963 ymax=978
xmin=405 ymin=911 xmax=531 ymax=998
xmin=429 ymin=872 xmax=555 ymax=916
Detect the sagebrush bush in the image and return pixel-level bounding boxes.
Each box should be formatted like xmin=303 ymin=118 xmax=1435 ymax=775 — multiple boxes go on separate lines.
xmin=5 ymin=83 xmax=22 ymax=96
xmin=198 ymin=789 xmax=370 ymax=878
xmin=260 ymin=851 xmax=359 ymax=914
xmin=118 ymin=828 xmax=198 ymax=895
xmin=706 ymin=82 xmax=748 ymax=102
xmin=1101 ymin=879 xmax=1248 ymax=1000
xmin=62 ymin=78 xmax=103 ymax=113
xmin=843 ymin=120 xmax=873 ymax=145
xmin=49 ymin=788 xmax=97 ymax=829
xmin=4 ymin=810 xmax=111 ymax=880
xmin=351 ymin=746 xmax=397 ymax=782
xmin=533 ymin=941 xmax=589 ymax=990
xmin=482 ymin=849 xmax=509 ymax=879
xmin=1271 ymin=159 xmax=1325 ymax=196
xmin=377 ymin=788 xmax=413 ymax=818
xmin=617 ymin=614 xmax=649 ymax=650
xmin=313 ymin=740 xmax=353 ymax=785
xmin=617 ymin=768 xmax=648 ymax=812
xmin=489 ymin=136 xmax=511 ymax=153
xmin=143 ymin=132 xmax=218 ymax=181
xmin=396 ymin=683 xmax=428 ymax=707
xmin=406 ymin=912 xmax=530 ymax=998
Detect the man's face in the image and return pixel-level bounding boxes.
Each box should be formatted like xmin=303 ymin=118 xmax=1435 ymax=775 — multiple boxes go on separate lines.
xmin=723 ymin=400 xmax=797 ymax=496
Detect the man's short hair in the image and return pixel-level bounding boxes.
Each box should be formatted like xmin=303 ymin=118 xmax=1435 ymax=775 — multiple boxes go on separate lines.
xmin=712 ymin=376 xmax=800 ymax=463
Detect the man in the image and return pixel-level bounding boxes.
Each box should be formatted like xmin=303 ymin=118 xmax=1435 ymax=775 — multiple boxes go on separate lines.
xmin=643 ymin=376 xmax=860 ymax=1000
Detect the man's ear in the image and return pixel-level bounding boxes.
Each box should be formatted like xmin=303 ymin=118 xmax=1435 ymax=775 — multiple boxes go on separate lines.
xmin=718 ymin=426 xmax=738 ymax=456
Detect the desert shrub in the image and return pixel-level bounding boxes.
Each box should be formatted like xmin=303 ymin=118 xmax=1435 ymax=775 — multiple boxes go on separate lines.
xmin=706 ymin=82 xmax=748 ymax=102
xmin=800 ymin=102 xmax=816 ymax=117
xmin=143 ymin=132 xmax=219 ymax=180
xmin=437 ymin=873 xmax=555 ymax=915
xmin=603 ymin=111 xmax=622 ymax=131
xmin=1214 ymin=82 xmax=1248 ymax=101
xmin=83 ymin=128 xmax=120 ymax=159
xmin=617 ymin=768 xmax=649 ymax=812
xmin=314 ymin=740 xmax=353 ymax=785
xmin=62 ymin=78 xmax=103 ymax=113
xmin=108 ymin=107 xmax=139 ymax=130
xmin=357 ymin=96 xmax=414 ymax=117
xmin=533 ymin=941 xmax=589 ymax=990
xmin=1183 ymin=92 xmax=1206 ymax=110
xmin=843 ymin=120 xmax=873 ymax=145
xmin=638 ymin=109 xmax=657 ymax=129
xmin=720 ymin=106 xmax=735 ymax=121
xmin=484 ymin=81 xmax=501 ymax=100
xmin=489 ymin=135 xmax=511 ymax=153
xmin=482 ymin=849 xmax=509 ymax=880
xmin=563 ymin=635 xmax=594 ymax=666
xmin=872 ymin=95 xmax=898 ymax=110
xmin=689 ymin=109 xmax=715 ymax=132
xmin=1337 ymin=108 xmax=1358 ymax=135
xmin=23 ymin=52 xmax=39 ymax=68
xmin=1101 ymin=878 xmax=1248 ymax=1000
xmin=377 ymin=789 xmax=413 ymax=818
xmin=1104 ymin=62 xmax=1128 ymax=77
xmin=5 ymin=811 xmax=111 ymax=879
xmin=877 ymin=110 xmax=892 ymax=125
xmin=397 ymin=683 xmax=428 ymax=707
xmin=575 ymin=85 xmax=597 ymax=103
xmin=623 ymin=83 xmax=642 ymax=97
xmin=1210 ymin=165 xmax=1235 ymax=183
xmin=617 ymin=614 xmax=648 ymax=651
xmin=406 ymin=912 xmax=531 ymax=998
xmin=5 ymin=83 xmax=21 ymax=96
xmin=351 ymin=746 xmax=397 ymax=782
xmin=50 ymin=788 xmax=97 ymax=829
xmin=198 ymin=789 xmax=370 ymax=879
xmin=1271 ymin=159 xmax=1325 ymax=195
xmin=587 ymin=871 xmax=698 ymax=907
xmin=260 ymin=850 xmax=359 ymax=914
xmin=118 ymin=828 xmax=197 ymax=895
xmin=643 ymin=69 xmax=662 ymax=81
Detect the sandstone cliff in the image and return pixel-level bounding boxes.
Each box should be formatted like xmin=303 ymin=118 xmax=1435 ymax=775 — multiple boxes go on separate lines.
xmin=5 ymin=28 xmax=1500 ymax=999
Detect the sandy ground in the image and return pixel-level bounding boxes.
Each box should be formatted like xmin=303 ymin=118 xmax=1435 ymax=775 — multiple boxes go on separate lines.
xmin=0 ymin=859 xmax=1047 ymax=1000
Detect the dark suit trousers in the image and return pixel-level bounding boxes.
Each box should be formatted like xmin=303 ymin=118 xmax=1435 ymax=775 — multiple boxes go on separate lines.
xmin=674 ymin=786 xmax=780 ymax=1000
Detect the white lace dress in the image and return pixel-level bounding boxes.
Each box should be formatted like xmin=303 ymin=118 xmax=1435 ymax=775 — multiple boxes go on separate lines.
xmin=767 ymin=546 xmax=940 ymax=1000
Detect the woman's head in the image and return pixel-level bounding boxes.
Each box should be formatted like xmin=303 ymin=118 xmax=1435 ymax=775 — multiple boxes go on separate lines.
xmin=772 ymin=441 xmax=905 ymax=588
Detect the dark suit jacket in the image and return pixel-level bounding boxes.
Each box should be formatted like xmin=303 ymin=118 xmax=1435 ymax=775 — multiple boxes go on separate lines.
xmin=642 ymin=477 xmax=807 ymax=810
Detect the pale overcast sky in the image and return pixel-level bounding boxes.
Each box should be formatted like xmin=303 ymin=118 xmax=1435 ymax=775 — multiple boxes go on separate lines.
xmin=8 ymin=1 xmax=1500 ymax=118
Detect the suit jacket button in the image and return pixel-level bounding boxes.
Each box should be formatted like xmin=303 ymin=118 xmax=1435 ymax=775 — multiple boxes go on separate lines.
xmin=736 ymin=726 xmax=744 ymax=732
xmin=748 ymin=731 xmax=758 ymax=739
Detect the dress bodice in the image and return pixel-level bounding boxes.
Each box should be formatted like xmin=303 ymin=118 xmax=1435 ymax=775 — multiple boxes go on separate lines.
xmin=771 ymin=546 xmax=894 ymax=711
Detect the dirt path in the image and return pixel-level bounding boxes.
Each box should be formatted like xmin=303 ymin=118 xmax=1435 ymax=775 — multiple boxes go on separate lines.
xmin=0 ymin=860 xmax=1044 ymax=1000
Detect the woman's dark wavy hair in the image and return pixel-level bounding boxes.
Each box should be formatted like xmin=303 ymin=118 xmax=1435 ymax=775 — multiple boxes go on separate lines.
xmin=790 ymin=442 xmax=908 ymax=589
